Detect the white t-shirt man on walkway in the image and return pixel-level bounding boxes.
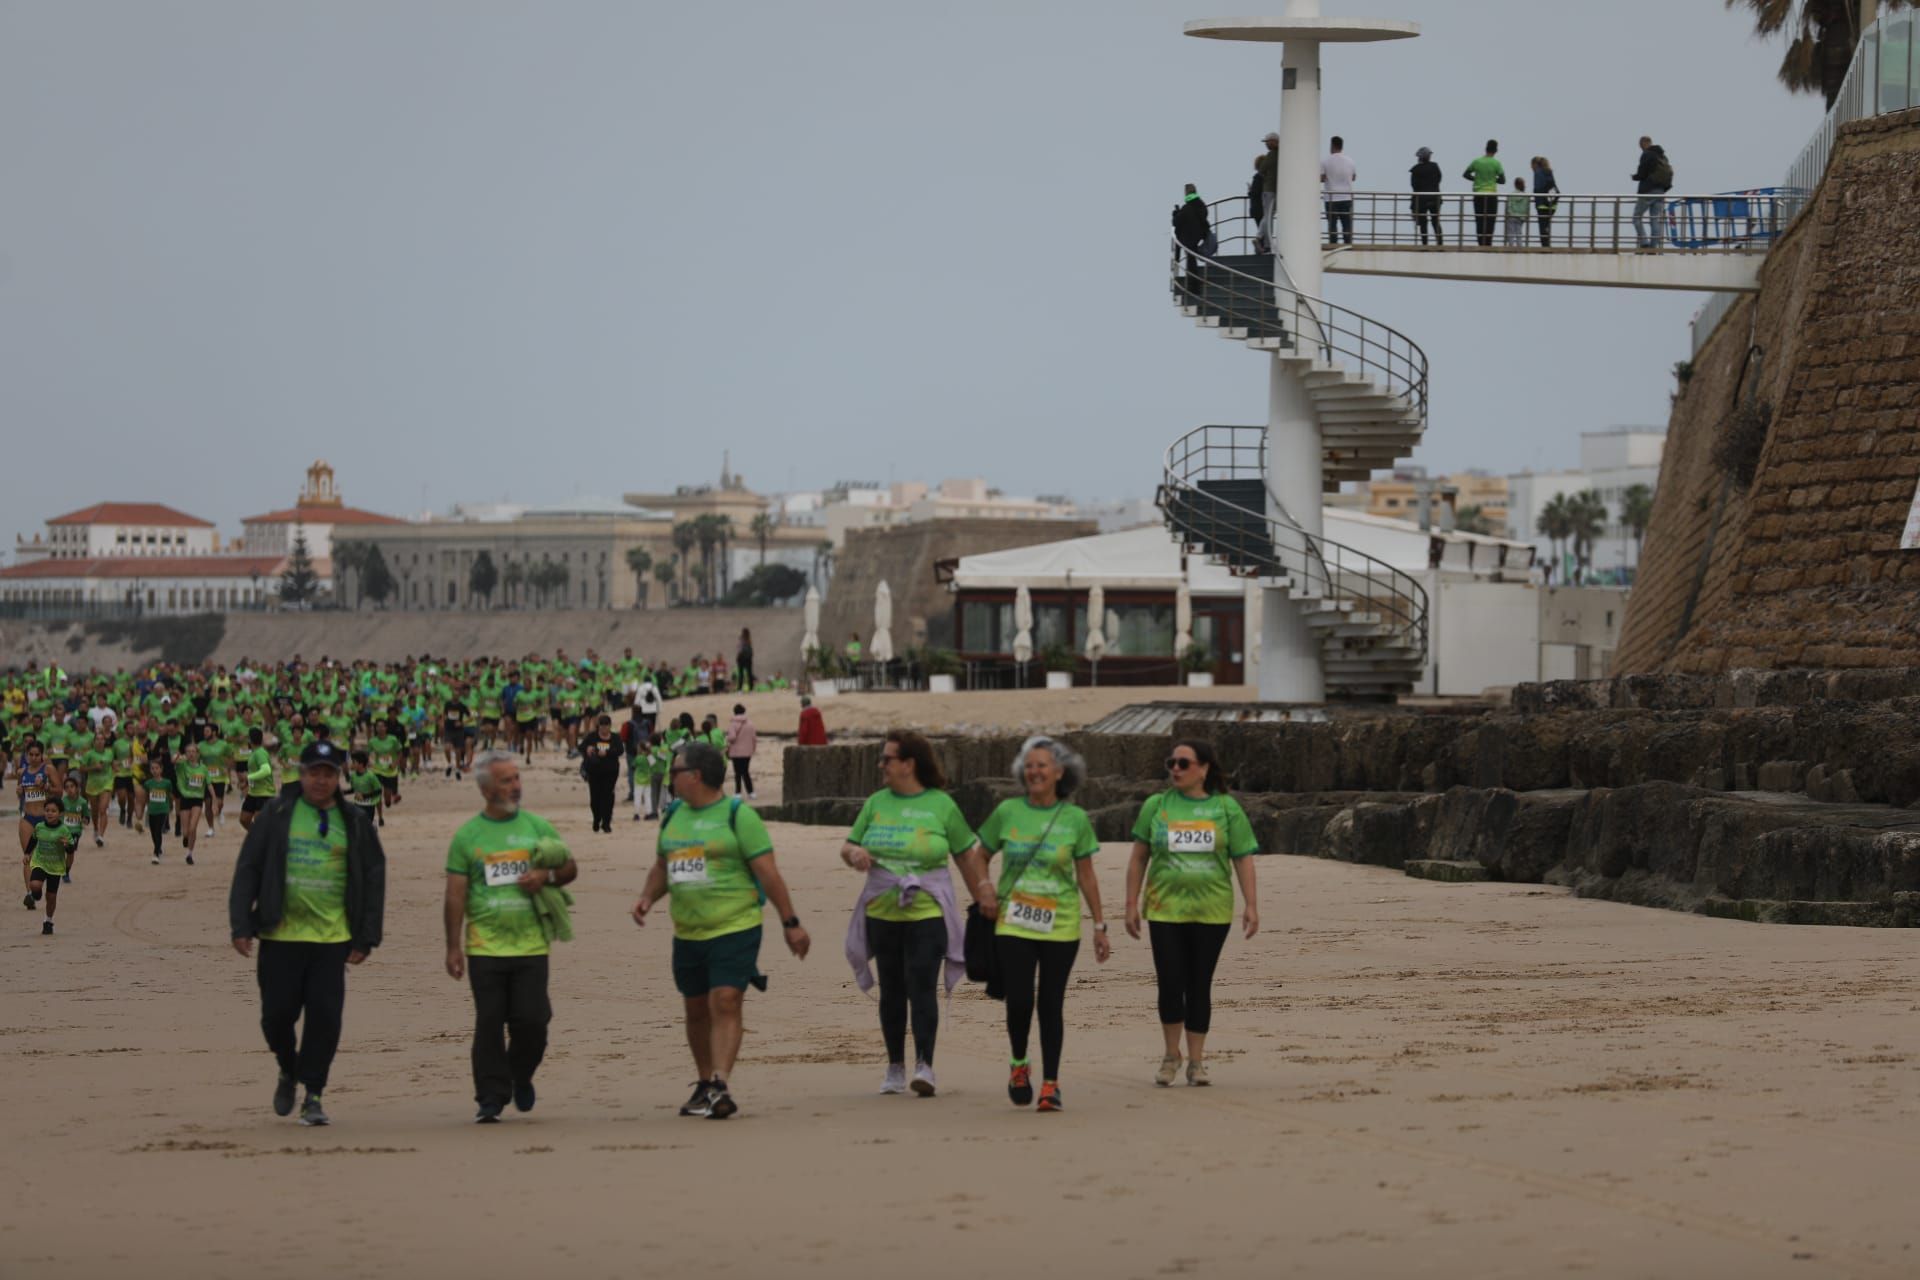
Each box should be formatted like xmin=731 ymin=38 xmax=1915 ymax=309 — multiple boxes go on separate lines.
xmin=1322 ymin=136 xmax=1358 ymax=246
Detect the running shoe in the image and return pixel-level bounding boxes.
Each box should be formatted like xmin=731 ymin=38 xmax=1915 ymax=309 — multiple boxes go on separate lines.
xmin=911 ymin=1061 xmax=936 ymax=1097
xmin=273 ymin=1072 xmax=297 ymax=1117
xmin=94 ymin=836 xmax=103 ymax=848
xmin=706 ymin=1084 xmax=737 ymax=1120
xmin=1155 ymin=1054 xmax=1183 ymax=1087
xmin=41 ymin=920 xmax=54 ymax=936
xmin=1007 ymin=1060 xmax=1033 ymax=1107
xmin=1187 ymin=1060 xmax=1211 ymax=1087
xmin=1036 ymin=1081 xmax=1063 ymax=1113
xmin=678 ymin=1080 xmax=713 ymax=1117
xmin=299 ymin=1094 xmax=330 ymax=1127
xmin=151 ymin=856 xmax=160 ymax=865
xmin=186 ymin=853 xmax=195 ymax=866
xmin=474 ymin=1102 xmax=504 ymax=1124
xmin=879 ymin=1063 xmax=907 ymax=1095
xmin=62 ymin=874 xmax=70 ymax=884
xmin=513 ymin=1081 xmax=536 ymax=1113
xmin=22 ymin=893 xmax=35 ymax=910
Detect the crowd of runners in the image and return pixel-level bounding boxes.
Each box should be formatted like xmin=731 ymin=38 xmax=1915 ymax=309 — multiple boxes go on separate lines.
xmin=5 ymin=652 xmax=1260 ymax=1129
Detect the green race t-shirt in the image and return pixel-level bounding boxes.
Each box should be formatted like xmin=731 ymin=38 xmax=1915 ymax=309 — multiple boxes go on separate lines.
xmin=1465 ymin=155 xmax=1506 ymax=193
xmin=175 ymin=760 xmax=208 ymax=800
xmin=445 ymin=810 xmax=562 ymax=958
xmin=367 ymin=735 xmax=402 ymax=778
xmin=82 ymin=749 xmax=114 ymax=794
xmin=29 ymin=819 xmax=74 ymax=876
xmin=658 ymin=797 xmax=773 ymax=941
xmin=145 ymin=777 xmax=173 ymax=815
xmin=245 ymin=746 xmax=277 ymax=798
xmin=847 ymin=788 xmax=975 ymax=923
xmin=260 ymin=800 xmax=351 ymax=944
xmin=349 ymin=770 xmax=383 ymax=808
xmin=1130 ymin=790 xmax=1259 ymax=925
xmin=978 ymin=798 xmax=1099 ymax=942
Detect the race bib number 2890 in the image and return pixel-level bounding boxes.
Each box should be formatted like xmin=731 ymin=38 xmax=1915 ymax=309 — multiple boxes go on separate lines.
xmin=482 ymin=851 xmax=531 ymax=888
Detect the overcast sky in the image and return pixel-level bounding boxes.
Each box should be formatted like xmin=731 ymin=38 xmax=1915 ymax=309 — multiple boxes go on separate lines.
xmin=0 ymin=0 xmax=1826 ymax=538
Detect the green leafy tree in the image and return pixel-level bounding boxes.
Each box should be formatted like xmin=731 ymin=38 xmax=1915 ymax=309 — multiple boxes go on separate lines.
xmin=278 ymin=532 xmax=320 ymax=608
xmin=1726 ymin=0 xmax=1911 ymax=107
xmin=624 ymin=546 xmax=653 ymax=608
xmin=469 ymin=550 xmax=498 ymax=607
xmin=362 ymin=544 xmax=396 ymax=608
xmin=721 ymin=562 xmax=808 ymax=607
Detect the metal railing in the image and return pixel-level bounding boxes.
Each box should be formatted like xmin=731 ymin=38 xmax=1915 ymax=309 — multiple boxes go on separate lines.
xmin=1156 ymin=424 xmax=1429 ymax=672
xmin=1172 ymin=197 xmax=1430 ymax=431
xmin=1781 ymin=12 xmax=1918 ymax=227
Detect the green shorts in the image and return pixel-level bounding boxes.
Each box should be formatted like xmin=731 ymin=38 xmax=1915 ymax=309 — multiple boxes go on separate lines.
xmin=671 ymin=926 xmax=763 ymax=998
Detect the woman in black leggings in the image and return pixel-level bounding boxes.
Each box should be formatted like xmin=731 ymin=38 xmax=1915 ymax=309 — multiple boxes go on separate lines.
xmin=967 ymin=735 xmax=1108 ymax=1113
xmin=1125 ymin=738 xmax=1259 ymax=1088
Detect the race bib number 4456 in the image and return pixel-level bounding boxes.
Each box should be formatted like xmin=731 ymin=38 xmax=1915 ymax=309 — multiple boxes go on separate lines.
xmin=667 ymin=849 xmax=710 ymax=885
xmin=482 ymin=850 xmax=532 ymax=888
xmin=1166 ymin=821 xmax=1217 ymax=853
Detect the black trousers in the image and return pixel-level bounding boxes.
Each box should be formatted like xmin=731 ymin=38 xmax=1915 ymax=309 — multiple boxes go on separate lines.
xmin=1148 ymin=921 xmax=1231 ymax=1034
xmin=1536 ymin=210 xmax=1556 ymax=247
xmin=1473 ymin=195 xmax=1499 ymax=246
xmin=996 ymin=934 xmax=1078 ymax=1080
xmin=586 ymin=773 xmax=616 ymax=829
xmin=1411 ymin=194 xmax=1443 ymax=244
xmin=257 ymin=939 xmax=352 ymax=1093
xmin=730 ymin=756 xmax=754 ymax=796
xmin=468 ymin=954 xmax=550 ymax=1107
xmin=866 ymin=916 xmax=945 ymax=1066
xmin=148 ymin=812 xmax=167 ymax=855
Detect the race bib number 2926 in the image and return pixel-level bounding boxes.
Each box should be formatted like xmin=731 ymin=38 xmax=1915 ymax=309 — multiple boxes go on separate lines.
xmin=1166 ymin=821 xmax=1217 ymax=853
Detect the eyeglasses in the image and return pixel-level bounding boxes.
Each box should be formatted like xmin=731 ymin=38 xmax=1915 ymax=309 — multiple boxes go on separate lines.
xmin=1165 ymin=758 xmax=1197 ymax=771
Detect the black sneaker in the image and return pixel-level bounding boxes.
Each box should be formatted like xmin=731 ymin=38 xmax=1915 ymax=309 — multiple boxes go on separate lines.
xmin=678 ymin=1080 xmax=713 ymax=1117
xmin=706 ymin=1081 xmax=737 ymax=1120
xmin=273 ymin=1072 xmax=297 ymax=1117
xmin=298 ymin=1093 xmax=330 ymax=1127
xmin=185 ymin=853 xmax=195 ymax=866
xmin=22 ymin=893 xmax=36 ymax=911
xmin=41 ymin=920 xmax=54 ymax=936
xmin=475 ymin=1102 xmax=504 ymax=1124
xmin=513 ymin=1081 xmax=536 ymax=1114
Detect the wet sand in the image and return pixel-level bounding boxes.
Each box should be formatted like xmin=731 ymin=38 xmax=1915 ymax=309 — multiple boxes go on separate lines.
xmin=2 ymin=702 xmax=1914 ymax=1279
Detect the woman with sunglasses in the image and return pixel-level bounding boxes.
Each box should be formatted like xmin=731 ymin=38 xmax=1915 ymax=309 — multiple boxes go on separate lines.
xmin=841 ymin=731 xmax=977 ymax=1097
xmin=1124 ymin=738 xmax=1259 ymax=1088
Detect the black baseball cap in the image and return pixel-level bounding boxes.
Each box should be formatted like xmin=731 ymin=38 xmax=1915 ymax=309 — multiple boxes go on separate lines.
xmin=299 ymin=740 xmax=345 ymax=769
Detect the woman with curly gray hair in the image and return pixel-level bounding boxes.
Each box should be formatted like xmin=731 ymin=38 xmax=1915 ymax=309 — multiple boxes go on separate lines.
xmin=962 ymin=735 xmax=1108 ymax=1113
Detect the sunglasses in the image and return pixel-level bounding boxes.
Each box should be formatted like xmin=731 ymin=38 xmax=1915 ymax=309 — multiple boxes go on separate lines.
xmin=316 ymin=809 xmax=330 ymax=839
xmin=1165 ymin=757 xmax=1198 ymax=771
xmin=668 ymin=765 xmax=696 ymax=776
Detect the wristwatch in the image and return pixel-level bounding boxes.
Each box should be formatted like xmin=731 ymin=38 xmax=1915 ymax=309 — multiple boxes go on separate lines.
xmin=782 ymin=916 xmax=801 ymax=929
xmin=1093 ymin=922 xmax=1108 ymax=933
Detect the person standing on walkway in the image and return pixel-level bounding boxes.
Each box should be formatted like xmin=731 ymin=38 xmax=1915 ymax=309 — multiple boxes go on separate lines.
xmin=840 ymin=732 xmax=975 ymax=1097
xmin=1631 ymin=135 xmax=1673 ymax=250
xmin=444 ymin=751 xmax=578 ymax=1123
xmin=966 ymin=736 xmax=1107 ymax=1113
xmin=735 ymin=629 xmax=756 ymax=693
xmin=1321 ymin=136 xmax=1357 ymax=245
xmin=1531 ymin=156 xmax=1561 ymax=247
xmin=631 ymin=741 xmax=810 ymax=1121
xmin=1124 ymin=739 xmax=1259 ymax=1089
xmin=1409 ymin=147 xmax=1443 ymax=246
xmin=1254 ymin=131 xmax=1279 ymax=252
xmin=580 ymin=715 xmax=622 ymax=833
xmin=723 ymin=704 xmax=758 ymax=799
xmin=229 ymin=740 xmax=385 ymax=1128
xmin=1464 ymin=139 xmax=1506 ymax=247
xmin=1504 ymin=178 xmax=1530 ymax=247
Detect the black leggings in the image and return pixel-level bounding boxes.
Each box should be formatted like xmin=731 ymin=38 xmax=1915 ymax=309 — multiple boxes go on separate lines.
xmin=867 ymin=916 xmax=945 ymax=1065
xmin=1148 ymin=921 xmax=1231 ymax=1034
xmin=730 ymin=756 xmax=753 ymax=796
xmin=148 ymin=813 xmax=167 ymax=856
xmin=996 ymin=934 xmax=1078 ymax=1080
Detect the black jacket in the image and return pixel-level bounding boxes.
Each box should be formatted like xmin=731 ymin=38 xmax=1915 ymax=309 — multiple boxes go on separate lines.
xmin=580 ymin=734 xmax=623 ymax=783
xmin=1172 ymin=198 xmax=1212 ymax=251
xmin=1409 ymin=160 xmax=1442 ymax=193
xmin=1633 ymin=145 xmax=1670 ymax=194
xmin=229 ymin=793 xmax=386 ymax=952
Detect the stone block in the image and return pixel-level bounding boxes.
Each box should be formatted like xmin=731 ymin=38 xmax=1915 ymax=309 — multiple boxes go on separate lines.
xmin=1756 ymin=759 xmax=1808 ymax=792
xmin=1405 ymin=860 xmax=1490 ymax=883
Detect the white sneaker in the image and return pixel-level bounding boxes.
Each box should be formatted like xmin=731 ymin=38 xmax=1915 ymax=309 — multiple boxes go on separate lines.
xmin=879 ymin=1063 xmax=907 ymax=1095
xmin=910 ymin=1061 xmax=936 ymax=1097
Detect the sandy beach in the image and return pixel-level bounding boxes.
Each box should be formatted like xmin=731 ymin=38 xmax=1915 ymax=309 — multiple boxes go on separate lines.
xmin=2 ymin=693 xmax=1915 ymax=1280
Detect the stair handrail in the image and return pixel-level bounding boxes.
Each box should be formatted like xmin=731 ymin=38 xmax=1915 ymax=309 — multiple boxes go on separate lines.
xmin=1157 ymin=424 xmax=1429 ymax=669
xmin=1170 ymin=199 xmax=1429 ymax=429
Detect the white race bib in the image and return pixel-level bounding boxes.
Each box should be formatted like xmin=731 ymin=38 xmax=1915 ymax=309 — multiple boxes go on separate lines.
xmin=1167 ymin=821 xmax=1217 ymax=853
xmin=1006 ymin=893 xmax=1057 ymax=933
xmin=482 ymin=850 xmax=532 ymax=888
xmin=667 ymin=849 xmax=710 ymax=886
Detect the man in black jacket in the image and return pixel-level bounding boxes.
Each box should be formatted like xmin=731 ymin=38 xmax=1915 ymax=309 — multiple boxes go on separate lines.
xmin=1409 ymin=147 xmax=1444 ymax=246
xmin=1631 ymin=135 xmax=1673 ymax=250
xmin=1172 ymin=184 xmax=1217 ymax=291
xmin=229 ymin=739 xmax=386 ymax=1127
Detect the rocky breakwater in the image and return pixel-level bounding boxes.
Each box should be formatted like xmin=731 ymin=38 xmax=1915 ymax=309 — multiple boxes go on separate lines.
xmin=769 ymin=673 xmax=1920 ymax=927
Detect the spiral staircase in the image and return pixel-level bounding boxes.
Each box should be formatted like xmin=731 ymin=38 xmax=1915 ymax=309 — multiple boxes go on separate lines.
xmin=1159 ymin=197 xmax=1431 ymax=699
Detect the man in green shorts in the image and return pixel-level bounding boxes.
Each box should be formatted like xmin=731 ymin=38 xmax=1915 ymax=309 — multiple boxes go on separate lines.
xmin=632 ymin=741 xmax=809 ymax=1120
xmin=444 ymin=751 xmax=577 ymax=1123
xmin=229 ymin=740 xmax=386 ymax=1127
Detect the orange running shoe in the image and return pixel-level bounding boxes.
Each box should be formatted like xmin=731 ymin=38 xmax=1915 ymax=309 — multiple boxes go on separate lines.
xmin=1036 ymin=1081 xmax=1063 ymax=1112
xmin=1007 ymin=1060 xmax=1033 ymax=1106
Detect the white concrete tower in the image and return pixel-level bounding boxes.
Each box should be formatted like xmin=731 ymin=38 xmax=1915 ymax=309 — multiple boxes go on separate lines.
xmin=1187 ymin=6 xmax=1417 ymax=703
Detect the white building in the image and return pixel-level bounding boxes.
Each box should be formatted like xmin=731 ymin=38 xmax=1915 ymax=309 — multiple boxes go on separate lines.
xmin=777 ymin=478 xmax=1082 ymax=547
xmin=1506 ymin=429 xmax=1664 ymax=584
xmin=0 ymin=553 xmax=285 ymax=614
xmin=13 ymin=502 xmax=218 ymax=566
xmin=240 ymin=460 xmax=405 ymax=567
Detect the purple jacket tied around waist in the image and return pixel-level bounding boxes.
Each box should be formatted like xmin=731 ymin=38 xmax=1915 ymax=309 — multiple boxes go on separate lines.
xmin=843 ymin=865 xmax=967 ymax=998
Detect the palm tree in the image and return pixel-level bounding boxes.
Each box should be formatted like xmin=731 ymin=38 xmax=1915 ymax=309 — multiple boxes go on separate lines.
xmin=1568 ymin=489 xmax=1610 ymax=581
xmin=655 ymin=557 xmax=678 ymax=606
xmin=1538 ymin=494 xmax=1574 ymax=579
xmin=624 ymin=546 xmax=653 ymax=609
xmin=502 ymin=559 xmax=525 ymax=609
xmin=672 ymin=521 xmax=697 ymax=602
xmin=712 ymin=514 xmax=735 ymax=597
xmin=1621 ymin=483 xmax=1655 ymax=564
xmin=750 ymin=512 xmax=775 ymax=566
xmin=693 ymin=515 xmax=721 ymax=604
xmin=1725 ymin=0 xmax=1909 ymax=106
